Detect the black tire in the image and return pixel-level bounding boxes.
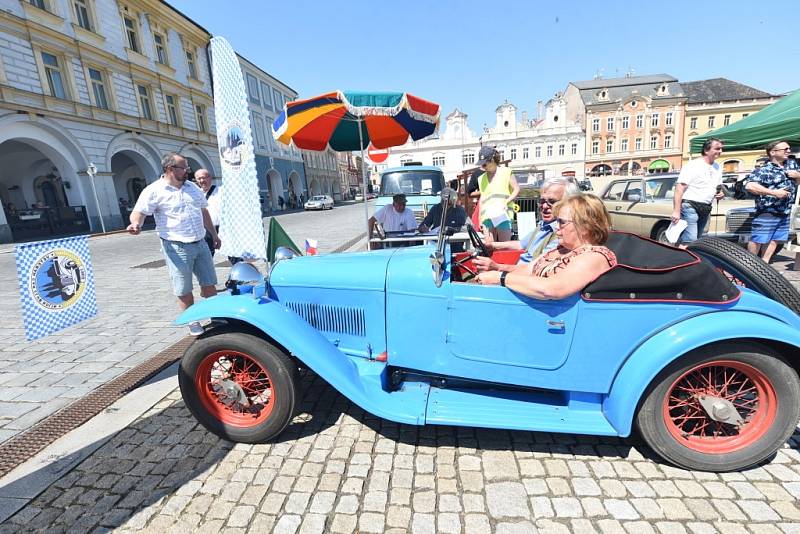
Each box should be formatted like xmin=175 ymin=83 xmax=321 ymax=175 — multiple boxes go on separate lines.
xmin=179 ymin=332 xmax=300 ymax=443
xmin=636 ymin=342 xmax=800 ymax=472
xmin=687 ymin=236 xmax=800 ymax=314
xmin=652 ymin=221 xmax=671 ymax=244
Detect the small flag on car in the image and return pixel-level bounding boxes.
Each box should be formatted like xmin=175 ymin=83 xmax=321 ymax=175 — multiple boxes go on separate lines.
xmin=305 ymin=238 xmax=318 ymax=255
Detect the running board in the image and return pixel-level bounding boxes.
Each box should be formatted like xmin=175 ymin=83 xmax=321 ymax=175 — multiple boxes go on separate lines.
xmin=425 ymin=386 xmax=618 ymax=436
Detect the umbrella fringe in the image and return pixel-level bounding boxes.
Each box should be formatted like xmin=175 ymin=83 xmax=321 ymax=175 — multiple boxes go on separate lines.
xmin=338 ymin=91 xmax=439 ymax=123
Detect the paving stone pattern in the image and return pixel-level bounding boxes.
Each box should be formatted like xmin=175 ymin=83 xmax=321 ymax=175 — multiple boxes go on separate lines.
xmin=0 ymin=203 xmax=369 ymax=445
xmin=3 ymin=372 xmax=800 ymax=533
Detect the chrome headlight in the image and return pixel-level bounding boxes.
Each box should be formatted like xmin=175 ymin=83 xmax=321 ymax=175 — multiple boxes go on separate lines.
xmin=274 ymin=246 xmax=298 ymax=262
xmin=225 ymin=262 xmax=263 ymax=294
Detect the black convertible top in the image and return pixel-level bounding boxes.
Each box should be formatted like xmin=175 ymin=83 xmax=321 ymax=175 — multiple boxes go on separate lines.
xmin=582 ymin=232 xmax=740 ymax=304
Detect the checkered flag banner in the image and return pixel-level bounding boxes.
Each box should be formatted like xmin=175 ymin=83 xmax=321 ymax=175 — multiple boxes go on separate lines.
xmin=210 ymin=36 xmax=267 ymax=260
xmin=15 ymin=235 xmax=97 ymax=341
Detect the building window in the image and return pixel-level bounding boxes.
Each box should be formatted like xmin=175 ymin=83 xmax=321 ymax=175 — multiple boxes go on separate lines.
xmin=74 ymin=0 xmax=92 ymax=31
xmin=591 ymin=141 xmax=599 ymax=155
xmin=635 ymin=138 xmax=642 ymax=151
xmin=260 ymin=82 xmax=272 ymax=110
xmin=636 ymin=114 xmax=643 ymax=128
xmin=246 ymin=73 xmax=259 ymax=105
xmin=195 ymin=104 xmax=207 ymax=133
xmin=651 ymin=113 xmax=659 ymax=128
xmin=665 ymin=111 xmax=673 ymax=126
xmin=432 ymin=155 xmax=445 ymax=166
xmin=183 ymin=50 xmax=197 ymax=79
xmin=29 ymin=0 xmax=47 ymax=8
xmin=650 ymin=136 xmax=658 ymax=149
xmin=136 ymin=84 xmax=153 ymax=120
xmin=522 ymin=147 xmax=529 ymax=159
xmin=742 ymin=113 xmax=749 ymax=119
xmin=165 ymin=94 xmax=179 ymax=126
xmin=592 ymin=118 xmax=600 ymax=132
xmin=535 ymin=146 xmax=541 ymax=158
xmin=708 ymin=116 xmax=716 ymax=128
xmin=571 ymin=143 xmax=577 ymax=155
xmin=546 ymin=145 xmax=553 ymax=157
xmin=462 ymin=152 xmax=474 ymax=165
xmin=665 ymin=134 xmax=672 ymax=149
xmin=87 ymin=68 xmax=109 ymax=109
xmin=723 ymin=114 xmax=731 ymax=126
xmin=606 ymin=140 xmax=613 ymax=153
xmin=558 ymin=144 xmax=565 ymax=156
xmin=510 ymin=148 xmax=517 ymax=160
xmin=622 ymin=116 xmax=629 ymax=129
xmin=41 ymin=52 xmax=67 ymax=99
xmin=690 ymin=117 xmax=697 ymax=129
xmin=607 ymin=117 xmax=614 ymax=131
xmin=252 ymin=113 xmax=265 ymax=148
xmin=621 ymin=138 xmax=628 ymax=152
xmin=498 ymin=150 xmax=505 ymax=161
xmin=124 ymin=16 xmax=140 ymax=53
xmin=154 ymin=33 xmax=168 ymax=65
xmin=272 ymin=88 xmax=282 ymax=110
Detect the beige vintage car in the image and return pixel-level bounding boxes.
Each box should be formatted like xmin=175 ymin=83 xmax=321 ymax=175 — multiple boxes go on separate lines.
xmin=600 ymin=173 xmax=755 ymax=243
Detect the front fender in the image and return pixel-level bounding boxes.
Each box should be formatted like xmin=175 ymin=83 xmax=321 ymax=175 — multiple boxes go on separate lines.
xmin=175 ymin=295 xmax=426 ymax=425
xmin=604 ymin=311 xmax=800 ymax=437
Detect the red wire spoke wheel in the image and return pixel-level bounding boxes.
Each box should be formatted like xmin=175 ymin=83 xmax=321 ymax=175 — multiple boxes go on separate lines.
xmin=195 ymin=350 xmax=275 ymax=427
xmin=179 ymin=332 xmax=300 ymax=443
xmin=662 ymin=360 xmax=776 ymax=454
xmin=637 ymin=342 xmax=800 ymax=472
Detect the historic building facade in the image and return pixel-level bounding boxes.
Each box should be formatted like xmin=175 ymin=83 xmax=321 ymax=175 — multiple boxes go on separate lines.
xmin=0 ymin=0 xmax=220 ymax=243
xmin=381 ymin=97 xmax=585 ymax=186
xmin=301 ymin=148 xmax=339 ymax=202
xmin=681 ymin=78 xmax=776 ymax=172
xmin=239 ymin=55 xmax=306 ymax=212
xmin=572 ymin=74 xmax=687 ymax=178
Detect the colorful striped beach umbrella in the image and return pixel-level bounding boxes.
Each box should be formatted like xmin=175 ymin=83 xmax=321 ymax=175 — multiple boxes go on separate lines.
xmin=272 ymin=90 xmax=440 ymax=151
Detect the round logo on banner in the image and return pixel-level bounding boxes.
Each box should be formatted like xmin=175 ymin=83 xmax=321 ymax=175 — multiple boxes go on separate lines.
xmin=219 ymin=121 xmax=245 ymax=172
xmin=28 ymin=249 xmax=87 ymax=310
xmin=368 ymin=144 xmax=389 ymax=163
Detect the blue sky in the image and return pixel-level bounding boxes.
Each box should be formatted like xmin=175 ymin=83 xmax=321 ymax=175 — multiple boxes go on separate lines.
xmin=169 ymin=0 xmax=796 ymax=133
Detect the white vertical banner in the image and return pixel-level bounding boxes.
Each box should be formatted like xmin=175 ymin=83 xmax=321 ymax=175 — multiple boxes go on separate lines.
xmin=209 ymin=36 xmax=267 ymax=260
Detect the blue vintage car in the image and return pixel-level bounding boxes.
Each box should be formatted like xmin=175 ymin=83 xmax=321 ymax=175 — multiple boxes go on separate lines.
xmin=176 ymin=220 xmax=800 ymax=472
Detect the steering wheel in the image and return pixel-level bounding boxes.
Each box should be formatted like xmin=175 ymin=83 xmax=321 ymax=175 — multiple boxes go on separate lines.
xmin=467 ymin=224 xmax=491 ymax=257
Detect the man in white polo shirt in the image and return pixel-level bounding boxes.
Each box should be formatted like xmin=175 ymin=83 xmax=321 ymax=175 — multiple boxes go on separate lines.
xmin=670 ymin=137 xmax=725 ymax=244
xmin=368 ymin=193 xmax=417 ymax=237
xmin=127 ymin=153 xmax=221 ymax=313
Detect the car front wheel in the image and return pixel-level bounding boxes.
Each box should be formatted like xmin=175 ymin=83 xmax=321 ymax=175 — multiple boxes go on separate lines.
xmin=179 ymin=332 xmax=300 ymax=443
xmin=636 ymin=342 xmax=800 ymax=472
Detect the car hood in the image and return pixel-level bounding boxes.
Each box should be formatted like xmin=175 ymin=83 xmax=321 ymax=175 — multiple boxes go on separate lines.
xmin=269 ymin=248 xmax=397 ymax=291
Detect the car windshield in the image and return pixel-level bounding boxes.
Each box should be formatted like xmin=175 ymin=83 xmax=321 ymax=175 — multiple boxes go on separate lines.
xmin=311 ymin=196 xmax=325 ymax=201
xmin=379 ymin=170 xmax=444 ymax=196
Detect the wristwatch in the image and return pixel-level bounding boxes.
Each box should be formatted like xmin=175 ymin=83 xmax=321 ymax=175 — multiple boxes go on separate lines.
xmin=500 ymin=272 xmax=508 ymax=287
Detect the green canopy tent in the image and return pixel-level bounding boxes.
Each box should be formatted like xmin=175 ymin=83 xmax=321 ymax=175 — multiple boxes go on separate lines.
xmin=690 ymin=89 xmax=800 ymax=153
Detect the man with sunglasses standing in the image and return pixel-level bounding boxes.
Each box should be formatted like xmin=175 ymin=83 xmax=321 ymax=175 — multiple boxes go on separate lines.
xmin=745 ymin=140 xmax=800 ymax=263
xmin=474 ymin=176 xmax=580 ymax=272
xmin=127 ymin=153 xmax=221 ymax=323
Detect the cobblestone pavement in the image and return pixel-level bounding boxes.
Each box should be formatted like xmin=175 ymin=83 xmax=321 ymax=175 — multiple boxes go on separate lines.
xmin=2 ymin=372 xmax=799 ymax=533
xmin=0 ymin=202 xmax=369 ymax=444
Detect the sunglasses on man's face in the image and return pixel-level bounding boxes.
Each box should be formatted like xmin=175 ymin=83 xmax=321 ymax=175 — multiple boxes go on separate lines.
xmin=539 ymin=197 xmax=560 ymax=206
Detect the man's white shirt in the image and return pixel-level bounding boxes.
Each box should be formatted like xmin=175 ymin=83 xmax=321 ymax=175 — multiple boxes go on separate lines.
xmin=678 ymin=158 xmax=722 ymax=204
xmin=205 ymin=185 xmax=221 ymax=227
xmin=374 ymin=204 xmax=417 ymax=232
xmin=132 ymin=178 xmax=207 ymax=242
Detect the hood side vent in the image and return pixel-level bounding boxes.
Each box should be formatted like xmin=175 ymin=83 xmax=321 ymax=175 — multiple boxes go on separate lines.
xmin=285 ymin=302 xmax=366 ymax=337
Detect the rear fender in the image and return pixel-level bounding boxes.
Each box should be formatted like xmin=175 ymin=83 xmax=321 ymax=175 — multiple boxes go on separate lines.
xmin=604 ymin=311 xmax=800 ymax=437
xmin=175 ymin=295 xmax=419 ymax=422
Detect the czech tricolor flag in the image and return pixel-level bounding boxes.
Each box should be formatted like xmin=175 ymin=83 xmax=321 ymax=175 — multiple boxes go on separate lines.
xmin=305 ymin=238 xmax=318 ymax=256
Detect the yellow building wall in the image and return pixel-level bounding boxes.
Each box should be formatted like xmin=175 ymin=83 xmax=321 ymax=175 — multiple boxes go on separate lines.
xmin=683 ymin=100 xmax=776 ymax=172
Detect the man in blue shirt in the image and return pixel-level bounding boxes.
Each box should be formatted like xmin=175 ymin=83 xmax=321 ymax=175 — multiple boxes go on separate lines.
xmin=473 ymin=176 xmax=580 ymax=273
xmin=746 ymin=140 xmax=800 ymax=263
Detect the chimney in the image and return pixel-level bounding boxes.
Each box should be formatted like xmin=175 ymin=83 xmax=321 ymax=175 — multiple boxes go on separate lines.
xmin=521 ymin=110 xmax=528 ymax=125
xmin=537 ymin=100 xmax=543 ymax=120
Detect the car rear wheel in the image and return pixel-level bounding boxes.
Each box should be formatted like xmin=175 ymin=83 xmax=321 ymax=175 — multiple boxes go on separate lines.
xmin=636 ymin=342 xmax=800 ymax=472
xmin=179 ymin=332 xmax=300 ymax=443
xmin=653 ymin=222 xmax=671 ymax=244
xmin=687 ymin=236 xmax=800 ymax=314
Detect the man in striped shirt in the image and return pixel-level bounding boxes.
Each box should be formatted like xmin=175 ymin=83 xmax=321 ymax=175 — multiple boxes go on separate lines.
xmin=127 ymin=153 xmax=221 ymax=312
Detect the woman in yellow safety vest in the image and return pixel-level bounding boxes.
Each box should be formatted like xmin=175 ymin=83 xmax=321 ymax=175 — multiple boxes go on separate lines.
xmin=475 ymin=146 xmax=520 ymax=242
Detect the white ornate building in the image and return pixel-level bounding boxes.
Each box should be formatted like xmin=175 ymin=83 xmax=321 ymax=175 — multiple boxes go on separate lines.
xmin=380 ymin=94 xmax=586 ymax=185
